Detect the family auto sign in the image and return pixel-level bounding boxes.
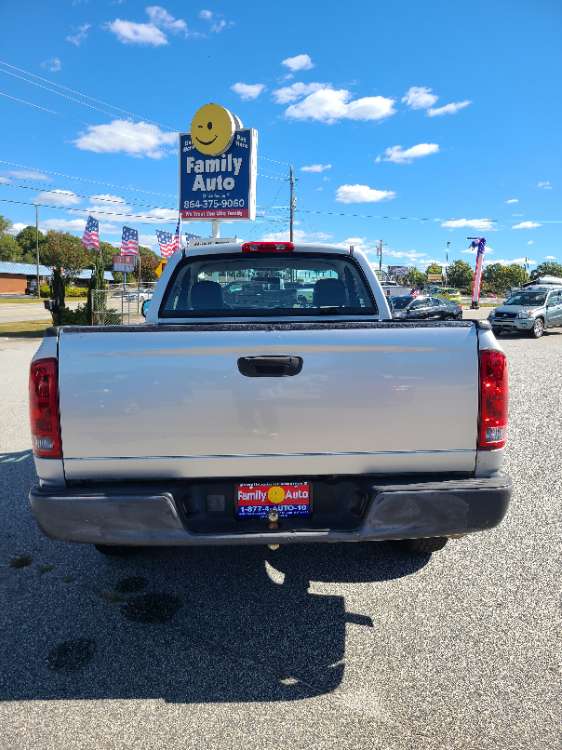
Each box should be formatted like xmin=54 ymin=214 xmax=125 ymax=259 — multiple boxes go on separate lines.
xmin=179 ymin=103 xmax=257 ymax=221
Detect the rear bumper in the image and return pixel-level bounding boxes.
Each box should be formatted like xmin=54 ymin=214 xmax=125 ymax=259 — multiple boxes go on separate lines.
xmin=30 ymin=474 xmax=511 ymax=546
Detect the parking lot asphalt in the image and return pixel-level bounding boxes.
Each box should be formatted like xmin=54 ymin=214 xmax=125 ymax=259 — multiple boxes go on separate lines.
xmin=0 ymin=331 xmax=559 ymax=750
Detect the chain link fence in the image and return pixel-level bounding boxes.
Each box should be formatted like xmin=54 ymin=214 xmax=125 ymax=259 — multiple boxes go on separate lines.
xmin=91 ymin=283 xmax=157 ymax=325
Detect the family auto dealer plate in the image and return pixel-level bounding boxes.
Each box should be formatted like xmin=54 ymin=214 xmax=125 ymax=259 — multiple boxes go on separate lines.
xmin=235 ymin=482 xmax=311 ymax=518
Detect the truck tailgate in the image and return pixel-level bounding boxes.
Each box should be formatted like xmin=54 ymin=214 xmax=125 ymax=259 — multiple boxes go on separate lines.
xmin=58 ymin=323 xmax=479 ymax=480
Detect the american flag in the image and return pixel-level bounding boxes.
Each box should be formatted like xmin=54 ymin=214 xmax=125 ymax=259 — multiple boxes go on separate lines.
xmin=121 ymin=226 xmax=139 ymax=256
xmin=82 ymin=215 xmax=99 ymax=250
xmin=156 ymin=220 xmax=180 ymax=258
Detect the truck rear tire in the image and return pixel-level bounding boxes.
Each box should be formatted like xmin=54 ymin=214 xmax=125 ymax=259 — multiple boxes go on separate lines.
xmin=398 ymin=537 xmax=448 ymax=554
xmin=94 ymin=544 xmax=138 ymax=557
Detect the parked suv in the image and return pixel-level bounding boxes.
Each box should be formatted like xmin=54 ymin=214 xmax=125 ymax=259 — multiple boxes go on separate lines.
xmin=489 ymin=286 xmax=562 ymax=338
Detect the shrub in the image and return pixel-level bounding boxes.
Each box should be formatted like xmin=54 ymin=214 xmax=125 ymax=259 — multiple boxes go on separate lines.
xmin=65 ymin=286 xmax=88 ymax=298
xmin=40 ymin=284 xmax=50 ymax=298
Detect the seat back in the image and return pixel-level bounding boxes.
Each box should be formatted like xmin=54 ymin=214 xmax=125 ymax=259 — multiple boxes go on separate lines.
xmin=190 ymin=280 xmax=224 ymax=310
xmin=312 ymin=278 xmax=347 ymax=307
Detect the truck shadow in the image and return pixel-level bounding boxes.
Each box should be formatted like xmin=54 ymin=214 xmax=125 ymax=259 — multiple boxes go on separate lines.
xmin=0 ymin=451 xmax=429 ymax=704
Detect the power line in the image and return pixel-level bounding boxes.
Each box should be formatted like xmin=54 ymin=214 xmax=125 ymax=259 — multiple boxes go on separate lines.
xmin=0 ymin=90 xmax=60 ymax=116
xmin=0 ymin=158 xmax=177 ymax=198
xmin=0 ymin=61 xmax=288 ymax=166
xmin=0 ymin=59 xmax=178 ymax=131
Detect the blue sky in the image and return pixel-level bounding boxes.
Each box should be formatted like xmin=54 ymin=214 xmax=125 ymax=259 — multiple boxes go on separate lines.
xmin=0 ymin=0 xmax=560 ymax=269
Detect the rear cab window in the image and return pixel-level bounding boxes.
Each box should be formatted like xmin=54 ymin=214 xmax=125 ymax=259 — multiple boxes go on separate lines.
xmin=160 ymin=252 xmax=378 ymax=318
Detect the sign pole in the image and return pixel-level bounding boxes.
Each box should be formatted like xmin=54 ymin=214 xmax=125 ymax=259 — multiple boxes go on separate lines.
xmin=35 ymin=204 xmax=40 ymax=297
xmin=212 ymin=220 xmax=221 ymax=239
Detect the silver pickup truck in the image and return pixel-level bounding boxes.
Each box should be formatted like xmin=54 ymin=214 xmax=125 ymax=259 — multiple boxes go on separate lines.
xmin=29 ymin=241 xmax=511 ymax=557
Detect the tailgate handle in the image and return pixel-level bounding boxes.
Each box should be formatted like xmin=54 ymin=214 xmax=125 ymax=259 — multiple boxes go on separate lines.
xmin=238 ymin=355 xmax=303 ymax=378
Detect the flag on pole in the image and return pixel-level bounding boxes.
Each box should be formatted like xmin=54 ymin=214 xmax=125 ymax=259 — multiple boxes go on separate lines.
xmin=155 ymin=220 xmax=180 ymax=258
xmin=121 ymin=226 xmax=139 ymax=256
xmin=470 ymin=237 xmax=486 ymax=307
xmin=82 ymin=215 xmax=100 ymax=250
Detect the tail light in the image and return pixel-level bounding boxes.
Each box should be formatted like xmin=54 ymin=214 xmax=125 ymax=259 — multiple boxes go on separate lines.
xmin=241 ymin=242 xmax=294 ymax=253
xmin=29 ymin=358 xmax=62 ymax=459
xmin=478 ymin=349 xmax=508 ymax=449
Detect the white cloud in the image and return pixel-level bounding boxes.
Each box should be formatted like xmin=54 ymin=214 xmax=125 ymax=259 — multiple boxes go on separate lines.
xmin=385 ymin=249 xmax=428 ymax=261
xmin=40 ymin=217 xmax=120 ymax=234
xmin=537 ymin=180 xmax=552 ymax=189
xmin=137 ymin=207 xmax=178 ymax=224
xmin=401 ymin=86 xmax=438 ymax=110
xmin=107 ymin=19 xmax=168 ymax=46
xmin=41 ymin=58 xmax=62 ymax=73
xmin=0 ymin=176 xmax=10 ymax=184
xmin=441 ymin=218 xmax=494 ymax=230
xmin=272 ymin=82 xmax=325 ymax=104
xmin=463 ymin=245 xmax=494 ymax=254
xmin=6 ymin=222 xmax=27 ymax=235
xmin=74 ymin=119 xmax=177 ymax=158
xmin=301 ymin=163 xmax=331 ymax=173
xmin=9 ymin=169 xmax=48 ymax=181
xmin=545 ymin=255 xmax=556 ymax=260
xmin=66 ymin=23 xmax=91 ymax=46
xmin=377 ymin=143 xmax=439 ymax=164
xmin=146 ymin=6 xmax=187 ymax=34
xmin=231 ymin=82 xmax=266 ymax=100
xmin=87 ymin=194 xmax=132 ymax=218
xmin=512 ymin=221 xmax=541 ymax=230
xmin=139 ymin=233 xmax=159 ymax=248
xmin=197 ymin=9 xmax=232 ymax=33
xmin=487 ymin=257 xmax=536 ymax=267
xmin=427 ymin=100 xmax=471 ymax=117
xmin=285 ymin=87 xmax=395 ymax=123
xmin=336 ymin=184 xmax=396 ymax=204
xmin=37 ymin=189 xmax=81 ymax=207
xmin=261 ymin=228 xmax=331 ymax=243
xmin=527 ymin=240 xmax=535 ymax=245
xmin=282 ymin=54 xmax=314 ymax=72
xmin=505 ymin=198 xmax=519 ymax=204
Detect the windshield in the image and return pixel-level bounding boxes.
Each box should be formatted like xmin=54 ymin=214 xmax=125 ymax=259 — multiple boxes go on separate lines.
xmin=160 ymin=253 xmax=377 ymax=318
xmin=505 ymin=292 xmax=547 ymax=306
xmin=389 ymin=295 xmax=413 ymax=310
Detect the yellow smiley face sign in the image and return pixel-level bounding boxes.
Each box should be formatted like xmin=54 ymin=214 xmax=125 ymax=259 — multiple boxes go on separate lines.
xmin=267 ymin=486 xmax=286 ymax=505
xmin=190 ymin=103 xmax=236 ymax=156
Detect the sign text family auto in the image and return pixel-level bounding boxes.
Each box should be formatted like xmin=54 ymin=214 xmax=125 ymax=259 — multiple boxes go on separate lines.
xmin=179 ymin=103 xmax=257 ymax=221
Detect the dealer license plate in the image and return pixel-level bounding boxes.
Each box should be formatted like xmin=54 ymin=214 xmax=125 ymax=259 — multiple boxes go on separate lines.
xmin=235 ymin=481 xmax=311 ymax=519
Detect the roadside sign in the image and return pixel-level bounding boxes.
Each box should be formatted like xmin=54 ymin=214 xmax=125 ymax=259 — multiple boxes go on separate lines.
xmin=154 ymin=260 xmax=167 ymax=278
xmin=179 ymin=103 xmax=257 ymax=222
xmin=427 ymin=273 xmax=443 ymax=282
xmin=112 ymin=255 xmax=137 ymax=273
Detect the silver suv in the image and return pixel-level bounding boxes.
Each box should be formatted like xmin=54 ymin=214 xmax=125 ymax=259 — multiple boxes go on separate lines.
xmin=489 ymin=286 xmax=562 ymax=338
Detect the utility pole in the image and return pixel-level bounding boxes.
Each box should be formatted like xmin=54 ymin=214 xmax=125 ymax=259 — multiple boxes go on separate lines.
xmin=377 ymin=239 xmax=384 ymax=275
xmin=289 ymin=165 xmax=296 ymax=242
xmin=445 ymin=241 xmax=450 ymax=285
xmin=35 ymin=204 xmax=40 ymax=297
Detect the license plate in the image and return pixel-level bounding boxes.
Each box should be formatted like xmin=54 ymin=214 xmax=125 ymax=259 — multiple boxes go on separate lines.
xmin=235 ymin=481 xmax=311 ymax=518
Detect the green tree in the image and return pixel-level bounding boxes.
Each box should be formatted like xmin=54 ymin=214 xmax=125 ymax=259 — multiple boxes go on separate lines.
xmin=404 ymin=268 xmax=426 ymax=287
xmin=0 ymin=214 xmax=11 ymax=235
xmin=483 ymin=263 xmax=529 ymax=294
xmin=0 ymin=234 xmax=21 ymax=261
xmin=41 ymin=231 xmax=89 ymax=281
xmin=16 ymin=225 xmax=46 ymax=257
xmin=425 ymin=263 xmax=443 ymax=275
xmin=447 ymin=260 xmax=474 ymax=290
xmin=530 ymin=261 xmax=562 ymax=280
xmin=138 ymin=246 xmax=159 ymax=282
